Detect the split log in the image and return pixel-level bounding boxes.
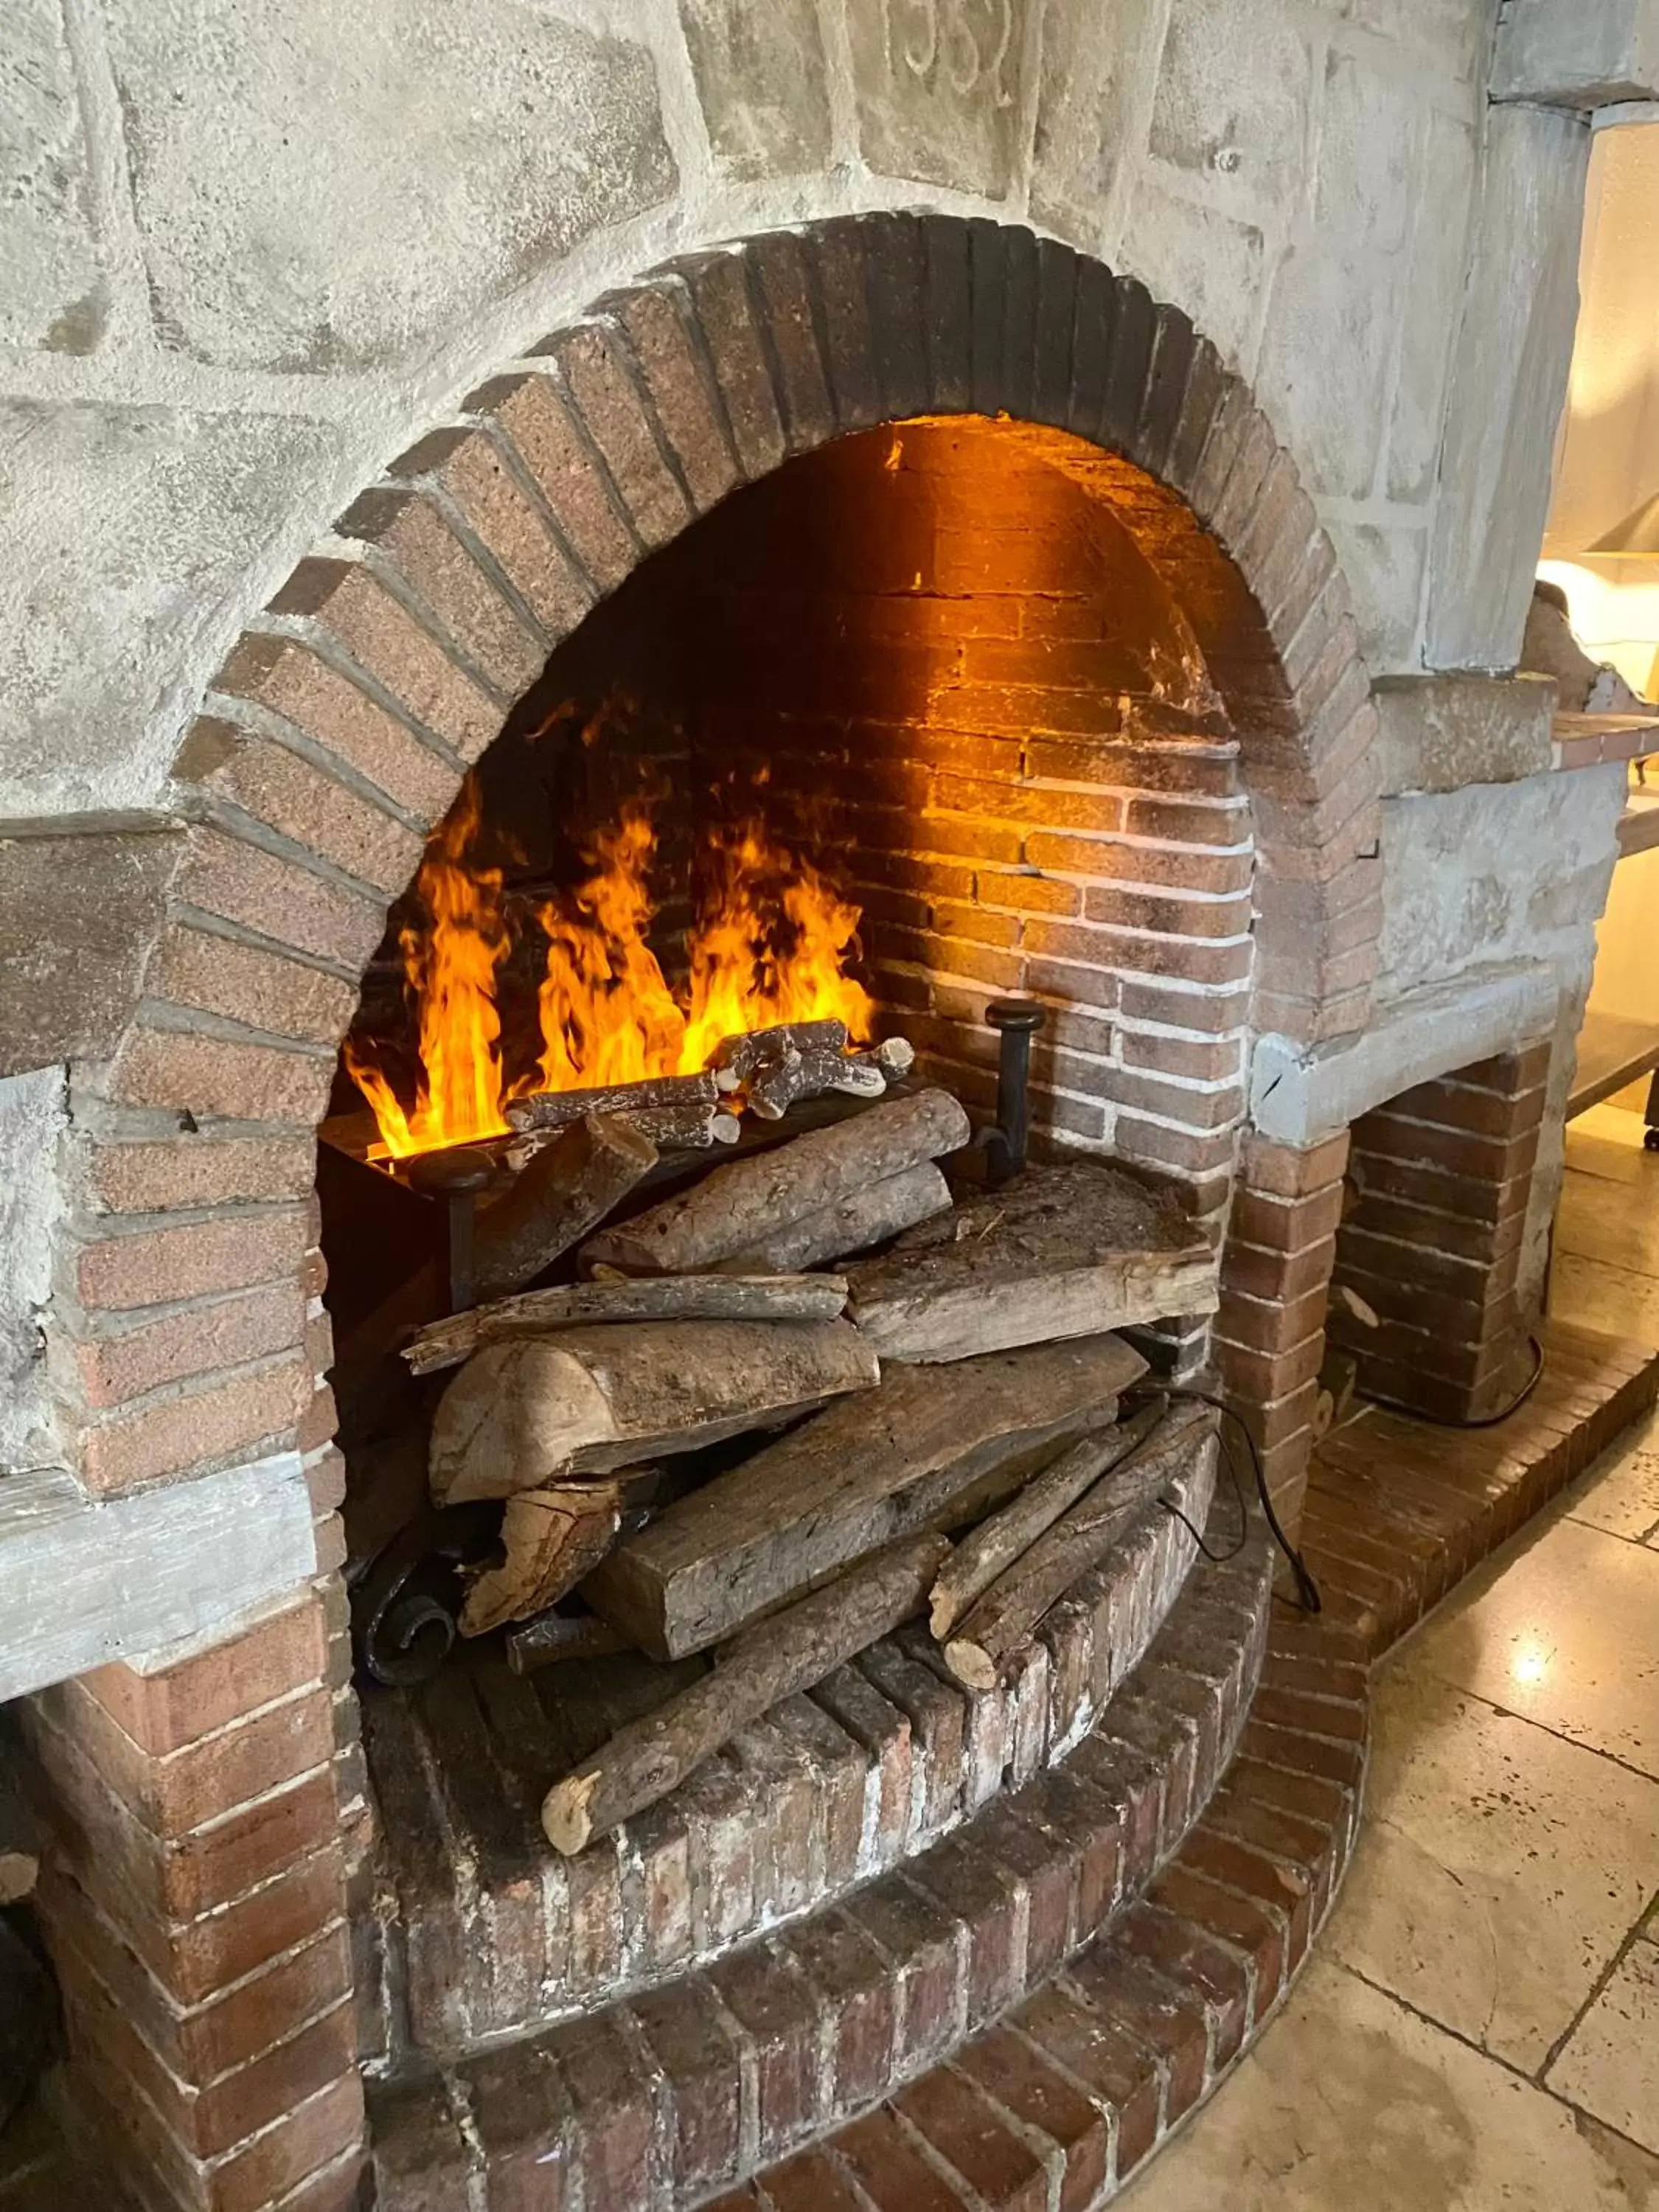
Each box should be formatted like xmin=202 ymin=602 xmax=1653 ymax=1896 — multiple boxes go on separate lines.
xmin=404 ymin=1273 xmax=851 ymax=1376
xmin=473 ymin=1113 xmax=658 ymax=1302
xmin=943 ymin=1402 xmax=1217 ymax=1690
xmin=927 ymin=1399 xmax=1167 ymax=1638
xmin=506 ymin=1070 xmax=720 ymax=1135
xmin=845 ymin=1159 xmax=1217 ymax=1363
xmin=714 ymin=1161 xmax=952 ymax=1273
xmin=507 ymin=1607 xmax=630 ymax=1674
xmin=582 ymin=1332 xmax=1147 ymax=1659
xmin=430 ymin=1318 xmax=880 ymax=1504
xmin=541 ymin=1531 xmax=947 ymax=1854
xmin=583 ymin=1088 xmax=971 ymax=1275
xmin=459 ymin=1480 xmax=624 ymax=1636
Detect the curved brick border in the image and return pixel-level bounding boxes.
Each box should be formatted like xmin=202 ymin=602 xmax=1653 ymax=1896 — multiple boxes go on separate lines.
xmin=364 ymin=1455 xmax=1217 ymax=2053
xmin=366 ymin=1514 xmax=1287 ymax=2208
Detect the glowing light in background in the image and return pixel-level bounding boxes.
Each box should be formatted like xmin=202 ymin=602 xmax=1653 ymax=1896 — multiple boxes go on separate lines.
xmin=1510 ymin=1641 xmax=1554 ymax=1688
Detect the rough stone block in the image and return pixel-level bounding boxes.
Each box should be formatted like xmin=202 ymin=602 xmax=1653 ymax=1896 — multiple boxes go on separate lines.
xmin=677 ymin=0 xmax=830 ymax=178
xmin=1492 ymin=0 xmax=1659 ymax=107
xmin=1 ymin=0 xmax=105 ymax=352
xmin=0 ymin=403 xmax=346 ymax=815
xmin=846 ymin=0 xmax=1029 ymax=196
xmin=1119 ymin=175 xmax=1265 ymax=375
xmin=1425 ymin=103 xmax=1591 ymax=671
xmin=102 ymin=0 xmax=676 ymax=371
xmin=1377 ymin=766 xmax=1625 ymax=995
xmin=0 ymin=821 xmax=179 ymax=1075
xmin=1150 ymin=0 xmax=1312 ymax=195
xmin=1373 ymin=673 xmax=1557 ymax=795
xmin=1323 ymin=518 xmax=1426 ymax=672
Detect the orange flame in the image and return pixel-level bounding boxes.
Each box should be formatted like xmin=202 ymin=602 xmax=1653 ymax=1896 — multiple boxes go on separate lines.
xmin=349 ymin=779 xmax=875 ymax=1158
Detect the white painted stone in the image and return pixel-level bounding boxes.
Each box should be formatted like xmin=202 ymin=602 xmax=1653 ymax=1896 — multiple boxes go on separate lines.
xmin=0 ymin=1070 xmax=65 ymax=1478
xmin=1148 ymin=0 xmax=1313 ymax=198
xmin=1250 ymin=967 xmax=1559 ymax=1145
xmin=1030 ymin=0 xmax=1163 ymax=243
xmin=1385 ymin=106 xmax=1479 ymax=506
xmin=0 ymin=402 xmax=348 ymax=815
xmin=1324 ymin=517 xmax=1427 ymax=670
xmin=0 ymin=0 xmax=105 ymax=353
xmin=1117 ymin=175 xmax=1267 ymax=372
xmin=0 ymin=1451 xmax=317 ymax=1703
xmin=1256 ymin=48 xmax=1417 ymax=500
xmin=1425 ymin=103 xmax=1593 ymax=672
xmin=1493 ymin=0 xmax=1659 ymax=110
xmin=103 ymin=0 xmax=678 ymax=372
xmin=1340 ymin=0 xmax=1490 ymax=87
xmin=1377 ymin=767 xmax=1625 ymax=997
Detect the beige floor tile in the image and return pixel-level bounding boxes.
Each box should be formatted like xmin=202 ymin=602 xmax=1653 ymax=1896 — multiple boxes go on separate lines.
xmin=1329 ymin=1669 xmax=1659 ymax=2070
xmin=1549 ymin=1249 xmax=1659 ymax=1347
xmin=1558 ymin=1171 xmax=1659 ymax=1280
xmin=1569 ymin=1422 xmax=1659 ymax=1547
xmin=1113 ymin=1955 xmax=1658 ymax=2211
xmin=1566 ymin=1107 xmax=1652 ymax=1186
xmin=1547 ymin=1939 xmax=1659 ymax=2155
xmin=1394 ymin=1512 xmax=1659 ymax=1779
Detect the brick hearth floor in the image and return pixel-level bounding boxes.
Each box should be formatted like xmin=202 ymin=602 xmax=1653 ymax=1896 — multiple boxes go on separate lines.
xmin=1111 ymin=1096 xmax=1659 ymax=2210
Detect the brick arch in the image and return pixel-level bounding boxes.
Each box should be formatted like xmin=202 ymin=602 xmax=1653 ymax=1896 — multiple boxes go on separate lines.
xmin=64 ymin=211 xmax=1377 ymax=1503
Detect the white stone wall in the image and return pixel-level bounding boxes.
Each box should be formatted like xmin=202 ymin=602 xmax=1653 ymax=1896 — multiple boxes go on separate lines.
xmin=0 ymin=0 xmax=1579 ymax=824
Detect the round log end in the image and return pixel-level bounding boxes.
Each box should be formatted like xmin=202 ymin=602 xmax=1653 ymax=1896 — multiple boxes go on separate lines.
xmin=928 ymin=1590 xmax=959 ymax=1641
xmin=712 ymin=1114 xmax=743 ymax=1145
xmin=542 ymin=1769 xmax=599 ymax=1857
xmin=942 ymin=1638 xmax=998 ymax=1692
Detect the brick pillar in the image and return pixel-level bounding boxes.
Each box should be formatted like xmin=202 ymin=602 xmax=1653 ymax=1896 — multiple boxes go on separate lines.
xmin=1215 ymin=1131 xmax=1349 ymax=1542
xmin=1330 ymin=1043 xmax=1549 ymax=1423
xmin=22 ymin=1585 xmax=367 ymax=2212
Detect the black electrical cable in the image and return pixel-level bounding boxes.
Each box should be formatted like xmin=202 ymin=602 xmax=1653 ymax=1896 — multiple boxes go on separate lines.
xmin=1356 ymin=1333 xmax=1545 ymax=1432
xmin=1144 ymin=1383 xmax=1324 ymax=1614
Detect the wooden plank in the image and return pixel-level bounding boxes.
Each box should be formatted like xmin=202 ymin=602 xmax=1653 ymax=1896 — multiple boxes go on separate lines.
xmin=404 ymin=1273 xmax=850 ymax=1375
xmin=1568 ymin=1008 xmax=1659 ymax=1119
xmin=844 ymin=1160 xmax=1215 ymax=1362
xmin=582 ymin=1332 xmax=1148 ymax=1660
xmin=428 ymin=1318 xmax=881 ymax=1504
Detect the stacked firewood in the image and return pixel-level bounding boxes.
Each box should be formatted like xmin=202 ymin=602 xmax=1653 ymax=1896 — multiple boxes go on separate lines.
xmin=397 ymin=1020 xmax=1222 ymax=1857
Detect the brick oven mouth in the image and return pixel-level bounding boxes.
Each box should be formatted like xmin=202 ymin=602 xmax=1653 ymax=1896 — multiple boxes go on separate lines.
xmin=310 ymin=406 xmax=1271 ymax=2113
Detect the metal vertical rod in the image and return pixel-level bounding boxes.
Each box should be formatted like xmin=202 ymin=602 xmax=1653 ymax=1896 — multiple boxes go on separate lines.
xmin=986 ymin=998 xmax=1046 ymax=1184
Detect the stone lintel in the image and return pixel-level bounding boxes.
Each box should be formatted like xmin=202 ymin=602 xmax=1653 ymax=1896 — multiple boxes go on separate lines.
xmin=1250 ymin=967 xmax=1561 ymax=1145
xmin=0 ymin=1449 xmax=316 ymax=1702
xmin=1372 ymin=673 xmax=1557 ymax=796
xmin=1492 ymin=0 xmax=1659 ymax=108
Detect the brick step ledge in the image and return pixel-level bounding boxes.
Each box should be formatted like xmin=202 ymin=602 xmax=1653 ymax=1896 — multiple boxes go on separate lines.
xmin=360 ymin=1447 xmax=1220 ymax=2058
xmin=366 ymin=1509 xmax=1290 ymax=2208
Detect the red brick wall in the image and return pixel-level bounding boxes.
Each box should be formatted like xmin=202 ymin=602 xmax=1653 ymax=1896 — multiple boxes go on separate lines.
xmin=1329 ymin=1043 xmax=1551 ymax=1423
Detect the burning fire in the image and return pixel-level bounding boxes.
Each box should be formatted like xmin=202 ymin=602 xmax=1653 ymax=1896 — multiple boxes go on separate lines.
xmin=346 ymin=775 xmax=876 ymax=1159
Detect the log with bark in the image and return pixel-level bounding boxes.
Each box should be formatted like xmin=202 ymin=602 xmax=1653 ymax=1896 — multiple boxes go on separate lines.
xmin=927 ymin=1398 xmax=1167 ymax=1638
xmin=581 ymin=1332 xmax=1147 ymax=1659
xmin=582 ymin=1088 xmax=970 ymax=1276
xmin=844 ymin=1160 xmax=1218 ymax=1363
xmin=505 ymin=1071 xmax=720 ymax=1135
xmin=429 ymin=1317 xmax=880 ymax=1504
xmin=472 ymin=1113 xmax=658 ymax=1302
xmin=404 ymin=1273 xmax=851 ymax=1376
xmin=942 ymin=1402 xmax=1218 ymax=1689
xmin=712 ymin=1160 xmax=952 ymax=1273
xmin=459 ymin=1479 xmax=625 ymax=1635
xmin=541 ymin=1530 xmax=947 ymax=1854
